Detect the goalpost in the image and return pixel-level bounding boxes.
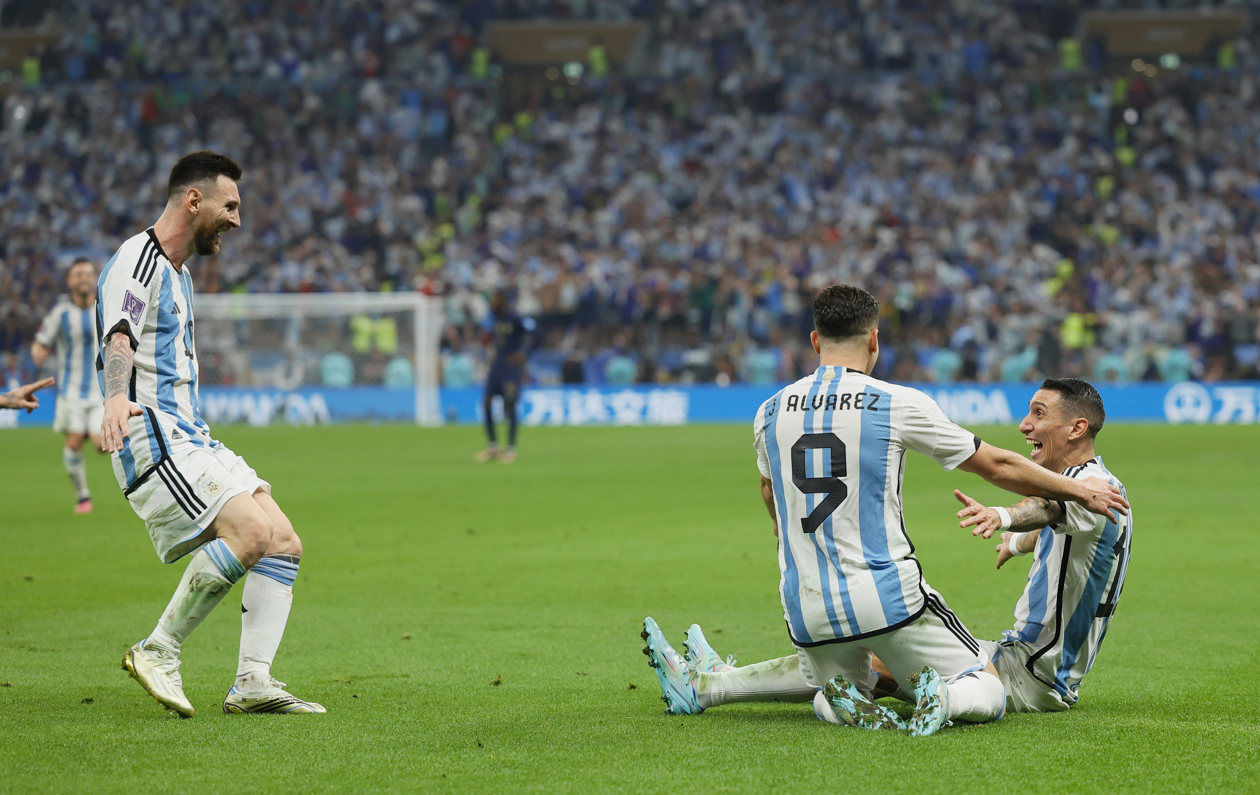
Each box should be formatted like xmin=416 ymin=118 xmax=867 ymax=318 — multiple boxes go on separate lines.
xmin=193 ymin=293 xmax=445 ymax=426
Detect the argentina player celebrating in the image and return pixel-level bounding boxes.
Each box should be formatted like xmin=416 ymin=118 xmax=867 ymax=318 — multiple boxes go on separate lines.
xmin=98 ymin=151 xmax=323 ymax=717
xmin=642 ymin=285 xmax=1128 ymax=736
xmin=956 ymin=378 xmax=1131 ymax=712
xmin=31 ymin=258 xmax=106 ymax=513
xmin=649 ymin=379 xmax=1131 ymax=722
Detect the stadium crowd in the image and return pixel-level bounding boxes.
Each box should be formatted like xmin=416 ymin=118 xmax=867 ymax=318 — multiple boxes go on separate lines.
xmin=3 ymin=0 xmax=1260 ymax=389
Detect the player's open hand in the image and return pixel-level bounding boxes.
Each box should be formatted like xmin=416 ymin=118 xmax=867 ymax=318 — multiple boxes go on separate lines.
xmin=995 ymin=531 xmax=1018 ymax=569
xmin=955 ymin=489 xmax=1002 ymax=538
xmin=1077 ymin=479 xmax=1129 ymax=522
xmin=101 ymin=394 xmax=143 ymax=452
xmin=0 ymin=377 xmax=54 ymax=412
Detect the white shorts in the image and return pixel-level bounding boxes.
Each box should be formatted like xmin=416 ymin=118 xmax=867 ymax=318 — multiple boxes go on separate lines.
xmin=54 ymin=394 xmax=104 ymax=436
xmin=978 ymin=639 xmax=1072 ymax=713
xmin=795 ymin=588 xmax=987 ymax=693
xmin=113 ymin=440 xmax=270 ymax=564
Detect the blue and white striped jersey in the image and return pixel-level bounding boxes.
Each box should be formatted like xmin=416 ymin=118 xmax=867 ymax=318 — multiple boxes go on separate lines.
xmin=97 ymin=229 xmax=217 ymax=488
xmin=1001 ymin=457 xmax=1131 ymax=704
xmin=35 ymin=300 xmax=102 ymax=402
xmin=754 ymin=365 xmax=980 ymax=646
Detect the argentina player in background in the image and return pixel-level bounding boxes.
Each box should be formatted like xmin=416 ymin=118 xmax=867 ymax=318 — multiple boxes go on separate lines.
xmin=98 ymin=151 xmax=322 ymax=717
xmin=31 ymin=258 xmax=106 ymax=513
xmin=642 ymin=285 xmax=1128 ymax=735
xmin=475 ymin=289 xmax=536 ymax=464
xmin=655 ymin=379 xmax=1131 ymax=719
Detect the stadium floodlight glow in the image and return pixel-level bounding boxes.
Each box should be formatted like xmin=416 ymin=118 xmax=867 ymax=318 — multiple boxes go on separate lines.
xmin=545 ymin=66 xmax=559 ymax=80
xmin=1131 ymin=58 xmax=1145 ymax=71
xmin=1123 ymin=108 xmax=1138 ymax=124
xmin=563 ymin=61 xmax=583 ymax=79
xmin=1143 ymin=64 xmax=1157 ymax=77
xmin=1160 ymin=53 xmax=1181 ymax=70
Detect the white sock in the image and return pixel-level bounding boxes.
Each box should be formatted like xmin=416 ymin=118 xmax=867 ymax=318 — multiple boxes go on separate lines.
xmin=236 ymin=555 xmax=299 ymax=692
xmin=694 ymin=655 xmax=817 ymax=709
xmin=946 ymin=670 xmax=1006 ymax=723
xmin=63 ymin=447 xmax=89 ymax=501
xmin=147 ymin=539 xmax=246 ymax=654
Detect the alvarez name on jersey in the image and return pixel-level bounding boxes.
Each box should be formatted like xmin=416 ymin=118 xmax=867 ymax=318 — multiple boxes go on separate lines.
xmin=754 ymin=365 xmax=981 ymax=647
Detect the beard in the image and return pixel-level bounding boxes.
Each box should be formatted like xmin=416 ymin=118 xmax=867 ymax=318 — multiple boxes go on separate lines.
xmin=194 ymin=227 xmax=219 ymax=256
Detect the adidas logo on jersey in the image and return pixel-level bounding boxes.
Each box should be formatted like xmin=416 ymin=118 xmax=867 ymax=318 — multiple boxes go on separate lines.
xmin=172 ymin=304 xmax=180 ymax=314
xmin=170 ymin=429 xmax=183 ymax=440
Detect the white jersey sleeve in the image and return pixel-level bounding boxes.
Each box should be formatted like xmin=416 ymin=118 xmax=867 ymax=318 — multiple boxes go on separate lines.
xmin=98 ymin=237 xmax=160 ymax=351
xmin=895 ymin=387 xmax=979 ymax=471
xmin=35 ymin=306 xmax=62 ymax=348
xmin=753 ymin=399 xmax=772 ymax=478
xmin=1059 ymin=469 xmax=1110 ymax=536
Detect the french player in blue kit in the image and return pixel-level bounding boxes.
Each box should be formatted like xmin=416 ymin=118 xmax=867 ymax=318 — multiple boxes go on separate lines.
xmin=641 ymin=285 xmax=1129 ymax=735
xmin=475 ymin=290 xmax=536 ymax=464
xmin=31 ymin=258 xmax=106 ymax=513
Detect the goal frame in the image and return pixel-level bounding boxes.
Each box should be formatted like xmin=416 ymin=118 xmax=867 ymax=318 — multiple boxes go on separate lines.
xmin=194 ymin=292 xmax=445 ymax=426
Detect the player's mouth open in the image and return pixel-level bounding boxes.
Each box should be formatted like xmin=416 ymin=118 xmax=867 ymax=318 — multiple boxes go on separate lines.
xmin=1026 ymin=437 xmax=1044 ymax=457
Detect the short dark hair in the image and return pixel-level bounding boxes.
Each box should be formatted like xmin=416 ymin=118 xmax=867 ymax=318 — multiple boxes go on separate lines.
xmin=167 ymin=150 xmax=242 ymax=198
xmin=812 ymin=285 xmax=880 ymax=341
xmin=1039 ymin=378 xmax=1106 ymax=438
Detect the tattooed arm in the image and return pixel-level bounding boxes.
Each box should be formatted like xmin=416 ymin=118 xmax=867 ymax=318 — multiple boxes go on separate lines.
xmin=954 ymin=490 xmax=1066 ymax=569
xmin=100 ymin=331 xmax=143 ymax=452
xmin=955 ymin=490 xmax=1064 ymax=539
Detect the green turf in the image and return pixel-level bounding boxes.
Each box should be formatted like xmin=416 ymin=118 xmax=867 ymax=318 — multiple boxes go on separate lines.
xmin=1 ymin=422 xmax=1257 ymax=793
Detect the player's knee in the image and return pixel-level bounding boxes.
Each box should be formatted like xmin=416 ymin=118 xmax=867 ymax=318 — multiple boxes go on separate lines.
xmin=64 ymin=435 xmax=84 ymax=452
xmin=232 ymin=514 xmax=273 ymax=567
xmin=268 ymin=516 xmax=302 ymax=557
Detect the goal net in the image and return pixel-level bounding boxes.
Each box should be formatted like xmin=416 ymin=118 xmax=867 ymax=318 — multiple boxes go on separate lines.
xmin=193 ymin=292 xmax=445 ymax=426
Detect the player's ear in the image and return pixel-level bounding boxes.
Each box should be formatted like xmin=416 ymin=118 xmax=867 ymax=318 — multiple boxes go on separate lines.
xmin=1069 ymin=417 xmax=1089 ymax=441
xmin=810 ymin=330 xmax=821 ymax=355
xmin=185 ymin=187 xmax=202 ymax=214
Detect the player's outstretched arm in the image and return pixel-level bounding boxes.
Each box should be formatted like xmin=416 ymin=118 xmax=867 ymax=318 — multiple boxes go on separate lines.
xmin=958 ymin=442 xmax=1128 ymax=521
xmin=100 ymin=332 xmax=143 ymax=452
xmin=954 ymin=490 xmax=1063 ymax=539
xmin=0 ymin=377 xmax=54 ymax=411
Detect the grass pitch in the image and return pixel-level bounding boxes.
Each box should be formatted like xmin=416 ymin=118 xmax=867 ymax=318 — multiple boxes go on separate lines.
xmin=1 ymin=422 xmax=1257 ymax=793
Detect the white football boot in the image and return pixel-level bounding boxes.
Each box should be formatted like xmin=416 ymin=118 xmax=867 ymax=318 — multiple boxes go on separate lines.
xmin=122 ymin=640 xmax=195 ymax=718
xmin=223 ymin=678 xmax=326 ymax=714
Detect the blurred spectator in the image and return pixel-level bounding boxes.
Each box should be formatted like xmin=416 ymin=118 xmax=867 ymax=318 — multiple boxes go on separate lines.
xmin=320 ymin=352 xmax=355 ymax=388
